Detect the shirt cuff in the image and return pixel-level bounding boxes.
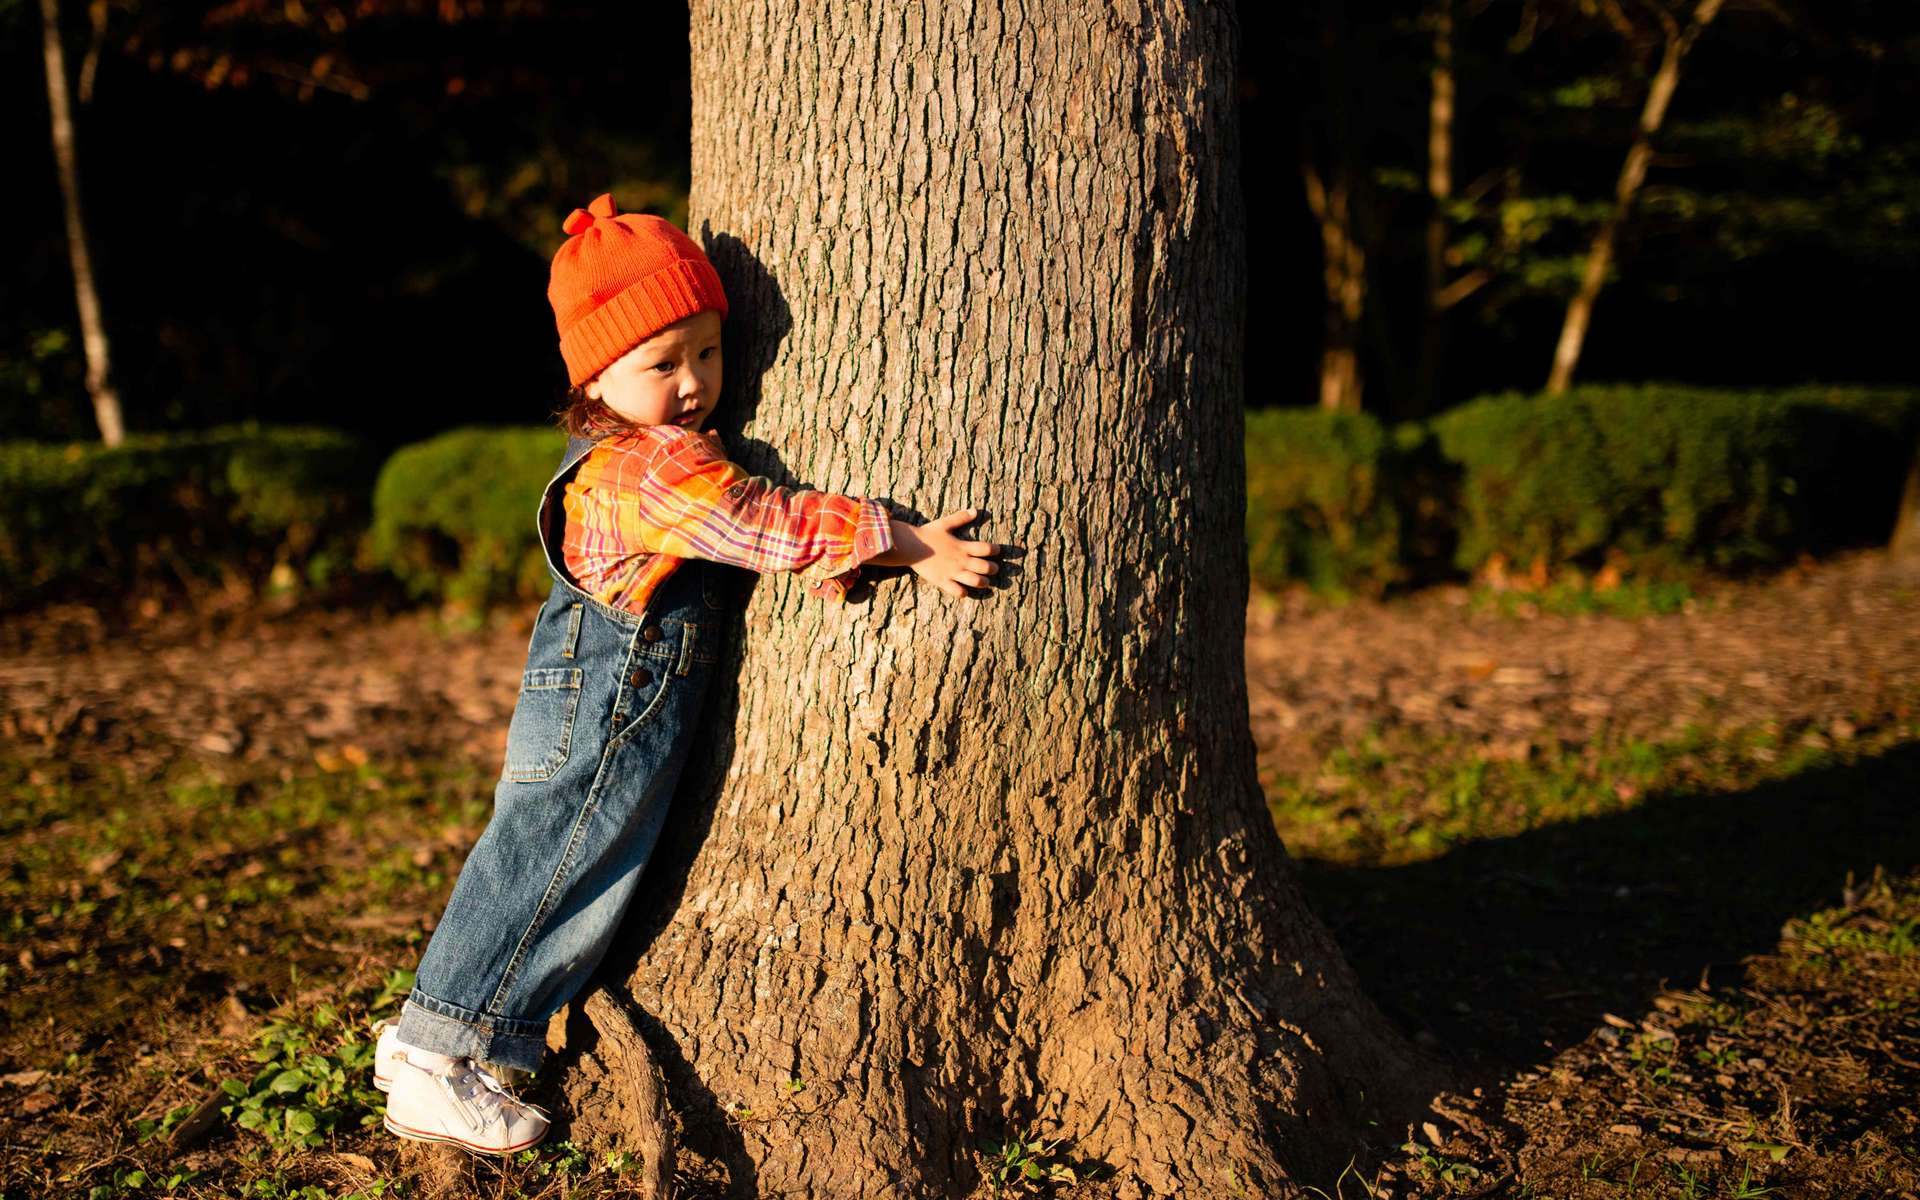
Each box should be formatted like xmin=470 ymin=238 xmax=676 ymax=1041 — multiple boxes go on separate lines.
xmin=805 ymin=499 xmax=895 ymax=602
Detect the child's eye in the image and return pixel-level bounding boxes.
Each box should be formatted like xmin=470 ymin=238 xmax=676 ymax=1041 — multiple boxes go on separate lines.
xmin=699 ymin=346 xmax=717 ymax=360
xmin=652 ymin=361 xmax=675 ymax=374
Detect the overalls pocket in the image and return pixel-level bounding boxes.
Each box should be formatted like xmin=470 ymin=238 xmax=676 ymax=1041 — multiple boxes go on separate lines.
xmin=502 ymin=667 xmax=585 ymax=782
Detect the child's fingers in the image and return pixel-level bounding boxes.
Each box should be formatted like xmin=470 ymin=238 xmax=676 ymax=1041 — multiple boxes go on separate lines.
xmin=933 ymin=507 xmax=979 ymax=532
xmin=965 ymin=539 xmax=998 ymax=556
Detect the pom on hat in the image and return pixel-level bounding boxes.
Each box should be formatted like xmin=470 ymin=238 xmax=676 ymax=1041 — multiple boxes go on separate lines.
xmin=561 ymin=193 xmax=619 ymax=236
xmin=547 ymin=193 xmax=729 ymax=387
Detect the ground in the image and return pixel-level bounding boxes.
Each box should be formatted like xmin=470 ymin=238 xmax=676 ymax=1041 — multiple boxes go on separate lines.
xmin=1 ymin=548 xmax=1917 ymax=1199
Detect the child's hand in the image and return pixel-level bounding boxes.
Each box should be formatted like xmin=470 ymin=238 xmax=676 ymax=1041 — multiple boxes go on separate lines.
xmin=875 ymin=509 xmax=1001 ymax=599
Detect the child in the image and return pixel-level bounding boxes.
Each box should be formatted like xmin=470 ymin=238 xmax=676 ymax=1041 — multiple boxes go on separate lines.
xmin=371 ymin=193 xmax=1001 ymax=1154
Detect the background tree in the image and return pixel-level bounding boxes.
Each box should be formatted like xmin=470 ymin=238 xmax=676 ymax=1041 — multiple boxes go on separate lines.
xmin=555 ymin=2 xmax=1443 ymax=1195
xmin=1546 ymin=0 xmax=1725 ymax=394
xmin=38 ymin=0 xmax=124 ymax=445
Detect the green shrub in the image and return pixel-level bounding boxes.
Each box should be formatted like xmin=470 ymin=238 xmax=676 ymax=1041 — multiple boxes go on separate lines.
xmin=1244 ymin=408 xmax=1407 ymax=596
xmin=367 ymin=426 xmax=565 ymax=607
xmin=0 ymin=424 xmax=374 ymax=609
xmin=1429 ymin=384 xmax=1920 ymax=575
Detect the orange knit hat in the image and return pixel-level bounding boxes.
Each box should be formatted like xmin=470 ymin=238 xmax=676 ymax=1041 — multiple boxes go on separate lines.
xmin=547 ymin=194 xmax=729 ymax=387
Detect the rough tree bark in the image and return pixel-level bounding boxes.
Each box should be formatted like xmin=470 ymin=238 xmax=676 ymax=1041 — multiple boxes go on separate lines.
xmin=558 ymin=4 xmax=1443 ymax=1196
xmin=37 ymin=0 xmax=125 ymax=445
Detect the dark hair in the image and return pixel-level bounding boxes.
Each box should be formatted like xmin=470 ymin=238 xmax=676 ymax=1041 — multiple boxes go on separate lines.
xmin=554 ymin=384 xmax=644 ymax=440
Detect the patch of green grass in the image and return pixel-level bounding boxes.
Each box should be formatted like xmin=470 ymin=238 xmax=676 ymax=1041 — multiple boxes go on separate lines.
xmin=0 ymin=753 xmax=490 ymax=1025
xmin=219 ymin=968 xmax=412 ymax=1153
xmin=1266 ymin=709 xmax=1920 ymax=870
xmin=1468 ymin=576 xmax=1704 ymax=619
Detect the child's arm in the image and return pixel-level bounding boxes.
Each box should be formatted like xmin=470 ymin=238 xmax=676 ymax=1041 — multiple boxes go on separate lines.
xmin=618 ymin=428 xmax=998 ymax=600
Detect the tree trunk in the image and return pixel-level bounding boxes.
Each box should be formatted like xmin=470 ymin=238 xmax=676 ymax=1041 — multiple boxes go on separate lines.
xmin=38 ymin=0 xmax=125 ymax=446
xmin=1892 ymin=433 xmax=1920 ymax=558
xmin=1302 ymin=0 xmax=1368 ymax=413
xmin=1546 ymin=0 xmax=1723 ymax=395
xmin=561 ymin=4 xmax=1444 ymax=1196
xmin=1416 ymin=0 xmax=1456 ymax=419
xmin=1303 ymin=159 xmax=1367 ymax=414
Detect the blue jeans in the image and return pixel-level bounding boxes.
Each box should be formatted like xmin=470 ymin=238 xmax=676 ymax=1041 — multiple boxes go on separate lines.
xmin=397 ymin=439 xmax=729 ymax=1071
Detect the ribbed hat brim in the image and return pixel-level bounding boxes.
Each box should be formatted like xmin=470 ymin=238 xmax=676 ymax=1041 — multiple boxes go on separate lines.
xmin=560 ymin=257 xmax=729 ymax=386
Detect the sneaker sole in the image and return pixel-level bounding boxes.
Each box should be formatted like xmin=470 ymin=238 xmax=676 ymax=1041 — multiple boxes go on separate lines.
xmin=382 ymin=1113 xmax=547 ymax=1156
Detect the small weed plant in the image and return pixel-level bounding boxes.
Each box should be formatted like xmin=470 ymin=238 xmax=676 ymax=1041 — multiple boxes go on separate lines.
xmin=220 ymin=968 xmax=413 ymax=1152
xmin=1400 ymin=1140 xmax=1481 ymax=1191
xmin=977 ymin=1120 xmax=1080 ymax=1195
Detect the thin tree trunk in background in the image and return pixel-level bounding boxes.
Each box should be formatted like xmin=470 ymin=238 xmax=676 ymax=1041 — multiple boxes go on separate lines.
xmin=38 ymin=0 xmax=124 ymax=446
xmin=1893 ymin=435 xmax=1920 ymax=557
xmin=1546 ymin=0 xmax=1723 ymax=395
xmin=561 ymin=2 xmax=1442 ymax=1195
xmin=1304 ymin=159 xmax=1367 ymax=413
xmin=1416 ymin=0 xmax=1456 ymax=418
xmin=1305 ymin=0 xmax=1368 ymax=413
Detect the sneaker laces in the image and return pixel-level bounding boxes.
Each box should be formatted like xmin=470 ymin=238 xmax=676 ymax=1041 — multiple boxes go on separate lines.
xmin=451 ymin=1061 xmax=546 ymax=1121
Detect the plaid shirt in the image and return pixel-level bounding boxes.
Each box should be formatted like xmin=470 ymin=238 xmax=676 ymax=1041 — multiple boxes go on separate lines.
xmin=559 ymin=424 xmax=894 ymax=616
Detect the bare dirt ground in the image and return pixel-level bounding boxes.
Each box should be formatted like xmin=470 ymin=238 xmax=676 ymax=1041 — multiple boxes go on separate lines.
xmin=5 ymin=548 xmax=1913 ymax=787
xmin=1246 ymin=547 xmax=1920 ymax=781
xmin=3 ymin=548 xmax=1918 ymax=1198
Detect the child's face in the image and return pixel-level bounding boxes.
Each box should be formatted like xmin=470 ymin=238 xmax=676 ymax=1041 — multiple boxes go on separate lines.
xmin=585 ymin=310 xmax=723 ymax=431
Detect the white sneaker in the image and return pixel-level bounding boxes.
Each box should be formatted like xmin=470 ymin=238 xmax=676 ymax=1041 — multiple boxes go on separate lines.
xmin=371 ymin=1020 xmax=402 ymax=1093
xmin=383 ymin=1053 xmax=550 ymax=1155
xmin=371 ymin=1019 xmax=528 ymax=1095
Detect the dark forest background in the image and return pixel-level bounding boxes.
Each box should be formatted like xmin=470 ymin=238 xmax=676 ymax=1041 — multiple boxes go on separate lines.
xmin=8 ymin=0 xmax=1918 ymax=458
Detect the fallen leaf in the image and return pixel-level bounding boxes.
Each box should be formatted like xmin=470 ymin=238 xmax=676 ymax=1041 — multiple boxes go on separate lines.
xmin=0 ymin=1070 xmax=48 ymax=1088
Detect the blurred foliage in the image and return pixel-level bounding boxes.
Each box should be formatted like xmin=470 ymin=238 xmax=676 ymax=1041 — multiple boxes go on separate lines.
xmin=1244 ymin=409 xmax=1408 ymax=598
xmin=6 ymin=0 xmax=1917 ymax=447
xmin=4 ymin=0 xmax=690 ymax=446
xmin=366 ymin=425 xmax=563 ymax=608
xmin=1261 ymin=0 xmax=1920 ymax=412
xmin=0 ymin=424 xmax=375 ymax=609
xmin=1246 ymin=386 xmax=1920 ymax=595
xmin=1431 ymin=385 xmax=1920 ymax=574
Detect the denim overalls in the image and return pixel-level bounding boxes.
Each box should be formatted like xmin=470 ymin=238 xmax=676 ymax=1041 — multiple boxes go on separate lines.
xmin=395 ymin=432 xmax=728 ymax=1072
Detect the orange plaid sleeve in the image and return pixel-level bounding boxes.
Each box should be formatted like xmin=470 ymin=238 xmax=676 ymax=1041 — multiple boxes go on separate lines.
xmin=578 ymin=427 xmax=893 ymax=602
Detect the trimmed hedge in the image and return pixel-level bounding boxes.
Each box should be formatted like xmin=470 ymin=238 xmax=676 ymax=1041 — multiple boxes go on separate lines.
xmin=1430 ymin=385 xmax=1920 ymax=574
xmin=1245 ymin=385 xmax=1920 ymax=594
xmin=6 ymin=386 xmax=1912 ymax=611
xmin=0 ymin=424 xmax=375 ymax=608
xmin=1243 ymin=408 xmax=1407 ymax=596
xmin=366 ymin=426 xmax=566 ymax=607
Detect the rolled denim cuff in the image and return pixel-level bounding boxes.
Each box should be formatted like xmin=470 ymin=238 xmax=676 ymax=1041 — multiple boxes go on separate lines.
xmin=397 ymin=990 xmax=550 ymax=1073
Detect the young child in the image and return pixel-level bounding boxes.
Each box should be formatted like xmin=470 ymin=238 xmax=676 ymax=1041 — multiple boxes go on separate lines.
xmin=370 ymin=193 xmax=1000 ymax=1154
